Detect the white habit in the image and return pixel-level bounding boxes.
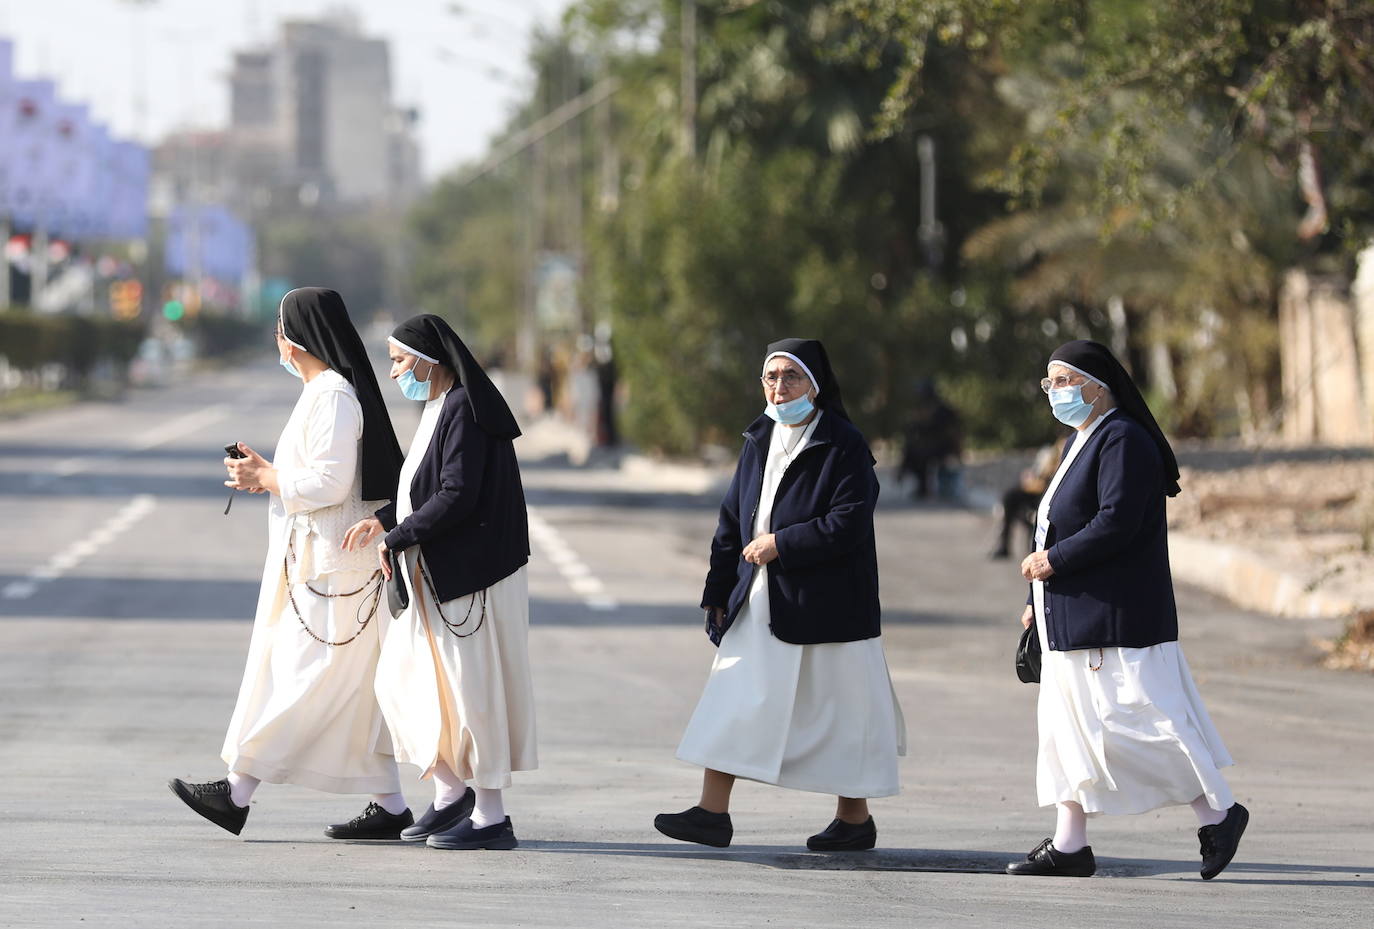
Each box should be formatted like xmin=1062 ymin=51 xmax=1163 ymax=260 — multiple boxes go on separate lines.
xmin=374 ymin=389 xmax=538 ymax=789
xmin=676 ymin=412 xmax=907 ymax=798
xmin=221 ymin=369 xmax=400 ymax=795
xmin=1033 ymin=409 xmax=1234 ymax=815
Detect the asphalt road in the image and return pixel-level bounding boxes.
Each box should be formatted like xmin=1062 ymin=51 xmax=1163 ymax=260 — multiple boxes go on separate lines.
xmin=0 ymin=360 xmax=1369 ymax=928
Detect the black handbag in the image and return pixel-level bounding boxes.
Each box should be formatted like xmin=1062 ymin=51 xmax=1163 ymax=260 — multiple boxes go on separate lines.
xmin=385 ymin=550 xmax=409 ymax=617
xmin=1016 ymin=623 xmax=1041 ymax=684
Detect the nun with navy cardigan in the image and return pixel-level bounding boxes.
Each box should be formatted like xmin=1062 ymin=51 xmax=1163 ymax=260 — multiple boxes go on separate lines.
xmin=344 ymin=315 xmax=536 ymax=852
xmin=655 ymin=339 xmax=906 ymax=853
xmin=1005 ymin=340 xmax=1249 ymax=881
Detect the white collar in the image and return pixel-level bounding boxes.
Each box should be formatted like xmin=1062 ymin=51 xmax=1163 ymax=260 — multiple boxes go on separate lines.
xmin=1076 ymin=406 xmax=1117 ymax=441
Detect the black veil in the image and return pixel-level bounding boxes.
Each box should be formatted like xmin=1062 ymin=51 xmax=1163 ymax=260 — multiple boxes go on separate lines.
xmin=1049 ymin=339 xmax=1181 ymax=497
xmin=389 ymin=314 xmax=522 ymax=439
xmin=279 ymin=287 xmax=403 ymax=501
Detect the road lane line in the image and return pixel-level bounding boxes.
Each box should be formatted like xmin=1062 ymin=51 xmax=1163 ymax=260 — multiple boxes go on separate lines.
xmin=2 ymin=494 xmax=158 ymax=600
xmin=527 ymin=508 xmax=618 ymax=612
xmin=31 ymin=403 xmax=233 ymax=487
xmin=129 ymin=403 xmax=232 ymax=451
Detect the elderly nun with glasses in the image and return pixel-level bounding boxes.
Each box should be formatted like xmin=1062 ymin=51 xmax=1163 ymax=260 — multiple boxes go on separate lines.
xmin=1007 ymin=340 xmax=1248 ymax=880
xmin=655 ymin=339 xmax=906 ymax=852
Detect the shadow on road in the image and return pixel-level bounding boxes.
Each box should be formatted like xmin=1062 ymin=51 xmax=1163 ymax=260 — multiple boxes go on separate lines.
xmin=444 ymin=840 xmax=1374 ymax=883
xmin=515 ymin=840 xmax=1012 ymax=873
xmin=0 ymin=576 xmax=260 ymax=620
xmin=0 ymin=472 xmax=236 ymax=499
xmin=0 ymin=442 xmax=229 ymax=463
xmin=525 ymin=486 xmax=715 ymax=511
xmin=529 ymin=597 xmax=981 ymax=628
xmin=196 ymin=834 xmax=1374 ymax=885
xmin=1100 ymin=857 xmax=1374 ymax=886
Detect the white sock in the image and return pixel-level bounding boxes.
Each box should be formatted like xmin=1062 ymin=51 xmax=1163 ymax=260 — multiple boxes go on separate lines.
xmin=432 ymin=760 xmax=468 ymax=811
xmin=1053 ymin=801 xmax=1088 ymax=853
xmin=469 ymin=788 xmax=505 ymax=828
xmin=1192 ymin=795 xmax=1228 ymax=827
xmin=226 ymin=771 xmax=259 ymax=808
xmin=372 ymin=792 xmax=408 ymax=816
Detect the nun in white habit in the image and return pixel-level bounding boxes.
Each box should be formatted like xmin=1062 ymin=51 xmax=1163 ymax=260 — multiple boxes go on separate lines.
xmin=169 ymin=287 xmax=414 ymax=840
xmin=344 ymin=314 xmax=536 ymax=852
xmin=656 ymin=338 xmax=906 ymax=851
xmin=1007 ymin=339 xmax=1249 ymax=880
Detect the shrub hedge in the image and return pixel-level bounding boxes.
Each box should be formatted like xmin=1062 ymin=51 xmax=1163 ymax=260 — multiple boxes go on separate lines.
xmin=0 ymin=308 xmax=145 ymax=387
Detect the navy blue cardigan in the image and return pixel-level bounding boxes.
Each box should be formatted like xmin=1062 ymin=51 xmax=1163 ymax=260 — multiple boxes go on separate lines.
xmin=702 ymin=412 xmax=881 ymax=646
xmin=1033 ymin=412 xmax=1179 ymax=651
xmin=377 ymin=386 xmax=530 ymax=603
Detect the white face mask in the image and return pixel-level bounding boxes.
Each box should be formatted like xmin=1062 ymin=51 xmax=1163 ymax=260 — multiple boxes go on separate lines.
xmin=766 ymin=393 xmax=815 ymax=425
xmin=1048 ymin=384 xmax=1093 ymax=427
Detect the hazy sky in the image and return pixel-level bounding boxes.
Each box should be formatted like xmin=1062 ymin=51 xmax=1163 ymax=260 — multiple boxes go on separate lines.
xmin=0 ymin=0 xmax=573 ymax=181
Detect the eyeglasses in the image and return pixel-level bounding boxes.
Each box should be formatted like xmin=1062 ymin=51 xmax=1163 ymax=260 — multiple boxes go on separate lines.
xmin=761 ymin=373 xmax=807 ymax=388
xmin=1039 ymin=374 xmax=1085 ymax=394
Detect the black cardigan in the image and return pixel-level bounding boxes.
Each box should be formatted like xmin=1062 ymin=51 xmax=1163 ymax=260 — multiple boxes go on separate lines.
xmin=377 ymin=386 xmax=529 ymax=603
xmin=702 ymin=412 xmax=881 ymax=646
xmin=1032 ymin=412 xmax=1179 ymax=651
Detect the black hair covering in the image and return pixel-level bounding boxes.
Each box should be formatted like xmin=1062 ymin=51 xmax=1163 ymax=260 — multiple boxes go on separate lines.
xmin=1049 ymin=339 xmax=1181 ymax=497
xmin=279 ymin=287 xmax=403 ymax=501
xmin=764 ymin=338 xmax=852 ymax=423
xmin=390 ymin=314 xmax=522 ymax=439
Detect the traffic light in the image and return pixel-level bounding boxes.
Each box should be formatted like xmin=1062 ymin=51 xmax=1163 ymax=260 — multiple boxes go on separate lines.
xmin=162 ymin=299 xmax=185 ymax=321
xmin=110 ymin=280 xmax=144 ymax=319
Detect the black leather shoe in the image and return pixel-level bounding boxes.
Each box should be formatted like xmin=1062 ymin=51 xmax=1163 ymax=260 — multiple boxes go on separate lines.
xmin=1006 ymin=838 xmax=1096 ymax=877
xmin=653 ymin=806 xmax=732 ymax=848
xmin=1199 ymin=802 xmax=1249 ymax=880
xmin=807 ymin=816 xmax=877 ymax=851
xmin=168 ymin=777 xmax=249 ymax=836
xmin=324 ymin=802 xmax=414 ymax=840
xmin=427 ymin=816 xmax=519 ymax=850
xmin=401 ymin=789 xmax=476 ymax=842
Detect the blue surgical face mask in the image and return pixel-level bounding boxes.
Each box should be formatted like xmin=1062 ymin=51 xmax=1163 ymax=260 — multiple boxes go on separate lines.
xmin=765 ymin=393 xmax=815 ymax=425
xmin=397 ymin=364 xmax=432 ymax=401
xmin=280 ymin=353 xmax=302 ymax=379
xmin=1048 ymin=384 xmax=1094 ymax=427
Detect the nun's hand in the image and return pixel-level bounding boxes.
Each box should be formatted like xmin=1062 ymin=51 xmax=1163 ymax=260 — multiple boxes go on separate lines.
xmin=1020 ymin=604 xmax=1034 ymax=629
xmin=224 ymin=442 xmax=276 ymax=493
xmin=344 ymin=517 xmax=383 ymax=552
xmin=377 ymin=541 xmax=392 ymax=580
xmin=1020 ymin=550 xmax=1054 ymax=582
xmin=742 ymin=533 xmax=779 ymax=566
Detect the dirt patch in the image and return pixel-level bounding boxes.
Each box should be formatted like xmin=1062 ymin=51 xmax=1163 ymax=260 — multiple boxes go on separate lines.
xmin=1319 ymin=610 xmax=1374 ymax=673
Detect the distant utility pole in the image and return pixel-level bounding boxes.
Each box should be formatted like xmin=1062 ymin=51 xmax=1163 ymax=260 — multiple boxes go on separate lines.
xmin=680 ymin=0 xmax=696 ymax=160
xmin=916 ymin=134 xmax=944 ymax=271
xmin=119 ymin=0 xmax=158 ymax=140
xmin=0 ymin=215 xmax=10 ymax=309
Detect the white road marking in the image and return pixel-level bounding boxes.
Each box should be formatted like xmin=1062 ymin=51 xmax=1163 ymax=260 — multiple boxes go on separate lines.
xmin=2 ymin=494 xmax=158 ymax=600
xmin=130 ymin=404 xmax=232 ymax=451
xmin=31 ymin=403 xmax=232 ymax=486
xmin=527 ymin=509 xmax=618 ymax=612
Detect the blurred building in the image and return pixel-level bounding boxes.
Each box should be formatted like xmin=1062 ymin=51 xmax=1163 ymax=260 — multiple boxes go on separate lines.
xmin=225 ymin=8 xmax=422 ymax=208
xmin=150 ymin=130 xmax=235 ymax=211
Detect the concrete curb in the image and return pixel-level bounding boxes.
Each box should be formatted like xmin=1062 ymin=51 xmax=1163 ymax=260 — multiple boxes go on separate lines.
xmin=1168 ymin=532 xmax=1363 ymax=620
